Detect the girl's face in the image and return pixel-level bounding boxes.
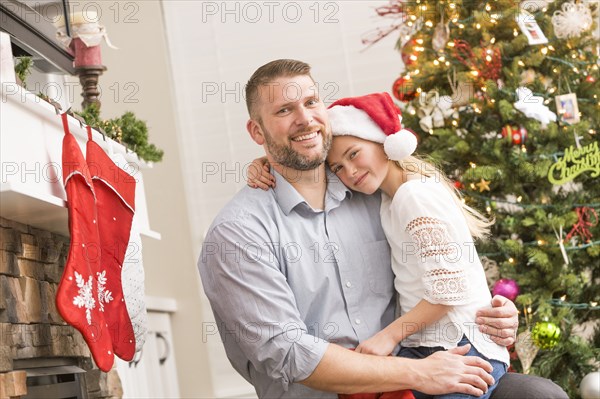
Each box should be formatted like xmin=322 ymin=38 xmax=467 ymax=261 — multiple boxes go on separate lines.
xmin=326 ymin=135 xmax=390 ymax=195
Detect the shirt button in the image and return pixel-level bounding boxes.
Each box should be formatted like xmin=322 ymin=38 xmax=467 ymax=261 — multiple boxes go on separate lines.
xmin=346 ymin=281 xmax=352 ymax=288
xmin=355 ymin=319 xmax=361 ymax=325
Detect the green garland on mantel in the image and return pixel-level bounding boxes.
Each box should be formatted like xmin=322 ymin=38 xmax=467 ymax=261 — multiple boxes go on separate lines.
xmin=14 ymin=56 xmax=33 ymax=88
xmin=76 ymin=104 xmax=164 ymax=163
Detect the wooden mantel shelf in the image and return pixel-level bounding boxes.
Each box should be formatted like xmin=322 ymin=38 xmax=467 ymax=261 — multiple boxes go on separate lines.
xmin=0 ymin=83 xmax=161 ymax=240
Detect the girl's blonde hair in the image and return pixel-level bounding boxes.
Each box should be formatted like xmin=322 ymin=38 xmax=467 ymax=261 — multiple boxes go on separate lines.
xmin=394 ymin=155 xmax=494 ymax=240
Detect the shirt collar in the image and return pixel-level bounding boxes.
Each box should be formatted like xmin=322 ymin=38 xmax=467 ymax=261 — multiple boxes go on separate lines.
xmin=272 ymin=167 xmax=352 ymax=215
xmin=325 ymin=168 xmax=352 ymax=204
xmin=272 ymin=169 xmax=309 ymax=215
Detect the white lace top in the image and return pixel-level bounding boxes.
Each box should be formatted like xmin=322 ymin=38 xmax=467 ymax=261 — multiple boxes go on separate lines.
xmin=380 ymin=177 xmax=509 ymax=365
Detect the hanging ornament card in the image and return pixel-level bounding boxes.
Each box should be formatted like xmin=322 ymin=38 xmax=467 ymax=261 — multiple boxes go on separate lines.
xmin=555 ymin=93 xmax=580 ymax=125
xmin=516 ymin=10 xmax=548 ymax=45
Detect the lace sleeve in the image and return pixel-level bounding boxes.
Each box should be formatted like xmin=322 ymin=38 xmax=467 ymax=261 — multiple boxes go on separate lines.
xmin=405 ymin=216 xmax=469 ymax=304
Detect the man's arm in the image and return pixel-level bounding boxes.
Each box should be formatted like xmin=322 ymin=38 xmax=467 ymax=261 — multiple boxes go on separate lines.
xmin=301 ymin=343 xmax=495 ymax=396
xmin=476 ymin=295 xmax=519 ymax=346
xmin=311 ymin=297 xmax=515 ymax=395
xmin=199 ymin=221 xmax=330 ymax=387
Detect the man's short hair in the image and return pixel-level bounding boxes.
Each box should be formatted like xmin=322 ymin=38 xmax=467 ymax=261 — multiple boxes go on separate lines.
xmin=245 ymin=59 xmax=313 ymax=121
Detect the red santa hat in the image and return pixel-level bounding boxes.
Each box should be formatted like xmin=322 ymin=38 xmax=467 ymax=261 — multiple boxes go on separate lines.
xmin=327 ymin=92 xmax=417 ymax=161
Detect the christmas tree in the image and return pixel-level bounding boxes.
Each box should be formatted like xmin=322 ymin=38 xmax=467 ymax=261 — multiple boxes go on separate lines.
xmin=367 ymin=0 xmax=600 ymax=397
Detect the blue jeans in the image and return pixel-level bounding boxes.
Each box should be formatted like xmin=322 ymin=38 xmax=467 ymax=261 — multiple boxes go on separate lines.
xmin=398 ymin=335 xmax=507 ymax=399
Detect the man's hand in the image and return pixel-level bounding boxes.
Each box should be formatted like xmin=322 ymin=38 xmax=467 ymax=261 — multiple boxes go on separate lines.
xmin=355 ymin=330 xmax=398 ymax=356
xmin=476 ymin=295 xmax=518 ymax=346
xmin=411 ymin=344 xmax=494 ymax=397
xmin=302 ymin=343 xmax=494 ymax=396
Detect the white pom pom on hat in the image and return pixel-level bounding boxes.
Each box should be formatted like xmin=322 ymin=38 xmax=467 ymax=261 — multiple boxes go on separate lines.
xmin=327 ymin=92 xmax=417 ymax=161
xmin=384 ymin=129 xmax=418 ymax=161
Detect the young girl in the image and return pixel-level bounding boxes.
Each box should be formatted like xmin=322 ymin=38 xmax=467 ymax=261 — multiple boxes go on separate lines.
xmin=249 ymin=92 xmax=508 ymax=399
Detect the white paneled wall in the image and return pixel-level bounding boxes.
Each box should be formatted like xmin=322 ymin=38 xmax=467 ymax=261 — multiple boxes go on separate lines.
xmin=161 ymin=1 xmax=403 ymax=396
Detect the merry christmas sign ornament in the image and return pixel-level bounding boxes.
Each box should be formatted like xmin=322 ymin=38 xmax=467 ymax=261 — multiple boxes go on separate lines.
xmin=548 ymin=141 xmax=600 ymax=185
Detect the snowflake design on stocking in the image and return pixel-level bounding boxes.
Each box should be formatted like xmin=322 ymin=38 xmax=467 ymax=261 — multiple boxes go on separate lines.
xmin=73 ymin=272 xmax=95 ymax=325
xmin=96 ymin=270 xmax=114 ymax=312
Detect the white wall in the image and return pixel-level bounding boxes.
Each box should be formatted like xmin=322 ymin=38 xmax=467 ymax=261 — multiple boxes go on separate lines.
xmin=161 ymin=1 xmax=405 ymax=396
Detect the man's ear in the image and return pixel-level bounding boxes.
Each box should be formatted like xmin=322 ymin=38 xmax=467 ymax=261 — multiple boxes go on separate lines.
xmin=247 ymin=119 xmax=265 ymax=145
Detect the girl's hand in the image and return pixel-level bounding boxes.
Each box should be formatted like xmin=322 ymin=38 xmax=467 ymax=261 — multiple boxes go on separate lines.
xmin=355 ymin=330 xmax=398 ymax=356
xmin=476 ymin=295 xmax=518 ymax=346
xmin=247 ymin=156 xmax=276 ymax=190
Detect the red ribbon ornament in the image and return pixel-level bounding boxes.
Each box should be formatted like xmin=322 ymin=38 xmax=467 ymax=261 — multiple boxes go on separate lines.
xmin=565 ymin=207 xmax=598 ymax=243
xmin=453 ymin=40 xmax=502 ymax=81
xmin=375 ymin=0 xmax=405 ymax=16
xmin=362 ymin=1 xmax=410 ymax=46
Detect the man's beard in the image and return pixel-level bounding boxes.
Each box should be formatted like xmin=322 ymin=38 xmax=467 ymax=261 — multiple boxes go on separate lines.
xmin=262 ymin=124 xmax=332 ymax=171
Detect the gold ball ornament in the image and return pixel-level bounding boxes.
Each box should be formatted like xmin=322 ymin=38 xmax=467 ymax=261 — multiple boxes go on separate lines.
xmin=532 ymin=322 xmax=561 ymax=349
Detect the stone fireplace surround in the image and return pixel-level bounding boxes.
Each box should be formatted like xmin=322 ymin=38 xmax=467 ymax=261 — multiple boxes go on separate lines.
xmin=1 ymin=216 xmax=122 ymax=399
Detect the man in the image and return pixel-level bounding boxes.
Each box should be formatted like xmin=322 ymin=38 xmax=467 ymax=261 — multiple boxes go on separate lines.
xmin=198 ymin=59 xmax=567 ymax=398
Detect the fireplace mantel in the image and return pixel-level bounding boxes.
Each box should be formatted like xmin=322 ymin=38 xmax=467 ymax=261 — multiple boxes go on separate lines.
xmin=0 ymin=83 xmax=160 ymax=240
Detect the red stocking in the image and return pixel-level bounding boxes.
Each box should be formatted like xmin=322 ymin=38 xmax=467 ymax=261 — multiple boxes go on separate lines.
xmin=109 ymin=151 xmax=148 ymax=354
xmin=339 ymin=390 xmax=414 ymax=399
xmin=86 ymin=128 xmax=136 ymax=361
xmin=379 ymin=390 xmax=415 ymax=399
xmin=56 ymin=113 xmax=114 ymax=371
